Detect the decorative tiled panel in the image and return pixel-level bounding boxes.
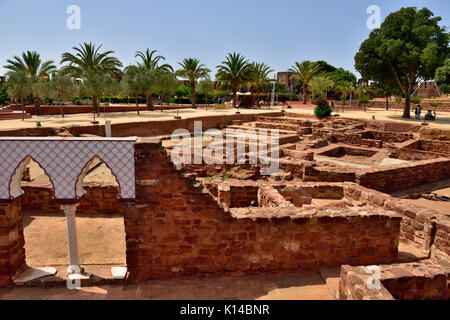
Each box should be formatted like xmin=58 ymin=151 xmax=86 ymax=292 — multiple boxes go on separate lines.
xmin=0 ymin=138 xmax=137 ymax=200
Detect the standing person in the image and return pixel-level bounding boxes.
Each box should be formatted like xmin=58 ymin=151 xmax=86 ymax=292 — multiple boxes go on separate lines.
xmin=415 ymin=105 xmax=421 ymax=119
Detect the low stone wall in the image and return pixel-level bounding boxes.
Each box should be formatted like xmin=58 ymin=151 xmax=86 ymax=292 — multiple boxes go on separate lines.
xmin=122 ymin=140 xmax=401 ymax=282
xmin=404 ymin=140 xmax=450 ymax=155
xmin=67 ymin=112 xmax=283 ymax=137
xmin=419 ymin=127 xmax=450 ymax=141
xmin=20 ymin=182 xmax=123 ymax=215
xmin=344 ymin=183 xmax=450 ymax=262
xmin=356 ymin=158 xmax=450 ymax=193
xmin=0 ymin=199 xmax=25 ymax=287
xmin=339 ymin=263 xmax=450 ymax=300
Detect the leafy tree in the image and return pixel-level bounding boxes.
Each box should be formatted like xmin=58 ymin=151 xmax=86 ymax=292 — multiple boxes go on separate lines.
xmin=374 ymin=81 xmax=402 ymax=110
xmin=121 ymin=65 xmax=145 ymax=114
xmin=357 ymin=84 xmax=371 ymax=111
xmin=154 ymin=71 xmax=179 ymax=107
xmin=60 ymin=42 xmax=123 ymax=113
xmin=4 ymin=51 xmax=56 ymax=115
xmin=328 ymin=68 xmax=357 ymax=86
xmin=34 ymin=73 xmax=79 ymax=118
xmin=135 ymin=49 xmax=173 ymax=110
xmin=309 ymin=75 xmax=334 ymax=98
xmin=435 ymin=59 xmax=450 ymax=94
xmin=6 ymin=71 xmax=32 ymax=120
xmin=216 ymin=52 xmax=253 ymax=108
xmin=176 ymin=58 xmax=210 ymax=109
xmin=0 ymin=85 xmax=9 ymax=106
xmin=355 ymin=7 xmax=449 ymax=118
xmin=197 ymin=78 xmax=215 ymax=107
xmin=175 ymin=84 xmax=190 ymax=104
xmin=410 ymin=96 xmax=422 ymax=108
xmin=313 ymin=60 xmax=336 ymax=74
xmin=289 ymin=61 xmax=320 ymax=104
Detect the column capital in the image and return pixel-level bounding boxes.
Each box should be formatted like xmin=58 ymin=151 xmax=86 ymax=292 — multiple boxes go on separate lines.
xmin=60 ymin=203 xmax=79 ymax=216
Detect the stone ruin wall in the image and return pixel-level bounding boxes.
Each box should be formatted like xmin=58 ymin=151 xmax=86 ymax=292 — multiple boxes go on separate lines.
xmin=0 ymin=139 xmax=405 ymax=286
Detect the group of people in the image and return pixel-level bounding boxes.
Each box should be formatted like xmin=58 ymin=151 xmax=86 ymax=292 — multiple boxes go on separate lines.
xmin=414 ymin=105 xmax=436 ymax=121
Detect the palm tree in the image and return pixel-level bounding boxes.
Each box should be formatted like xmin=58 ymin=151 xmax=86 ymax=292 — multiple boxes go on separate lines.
xmin=60 ymin=42 xmax=122 ymax=113
xmin=216 ymin=52 xmax=253 ymax=108
xmin=176 ymin=58 xmax=210 ymax=109
xmin=4 ymin=51 xmax=56 ymax=115
xmin=249 ymin=62 xmax=274 ymax=93
xmin=336 ymin=82 xmax=355 ymax=112
xmin=309 ymin=75 xmax=334 ymax=98
xmin=135 ymin=49 xmax=173 ymax=110
xmin=289 ymin=61 xmax=319 ymax=104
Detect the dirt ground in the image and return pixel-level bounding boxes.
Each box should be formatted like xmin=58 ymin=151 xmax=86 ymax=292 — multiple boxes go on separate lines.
xmin=23 ymin=212 xmax=126 ymax=267
xmin=288 ymin=106 xmax=450 ymax=129
xmin=1 ymin=105 xmax=449 ymax=132
xmin=0 ymin=108 xmax=277 ymax=131
xmin=0 ymin=270 xmax=334 ymax=300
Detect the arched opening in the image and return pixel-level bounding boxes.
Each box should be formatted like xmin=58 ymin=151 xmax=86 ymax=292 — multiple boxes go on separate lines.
xmin=12 ymin=157 xmax=65 ymax=280
xmin=12 ymin=156 xmax=127 ymax=283
xmin=73 ymin=156 xmax=127 ymax=278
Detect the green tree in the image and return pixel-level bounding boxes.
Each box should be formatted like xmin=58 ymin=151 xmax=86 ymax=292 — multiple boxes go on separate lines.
xmin=0 ymin=85 xmax=9 ymax=106
xmin=289 ymin=61 xmax=320 ymax=104
xmin=60 ymin=42 xmax=123 ymax=113
xmin=4 ymin=51 xmax=56 ymax=115
xmin=355 ymin=7 xmax=449 ymax=118
xmin=35 ymin=73 xmax=79 ymax=118
xmin=197 ymin=78 xmax=215 ymax=107
xmin=357 ymin=84 xmax=371 ymax=111
xmin=121 ymin=65 xmax=145 ymax=115
xmin=176 ymin=58 xmax=210 ymax=109
xmin=435 ymin=59 xmax=450 ymax=94
xmin=335 ymin=82 xmax=355 ymax=112
xmin=328 ymin=68 xmax=357 ymax=86
xmin=309 ymin=75 xmax=334 ymax=98
xmin=216 ymin=52 xmax=253 ymax=108
xmin=154 ymin=71 xmax=179 ymax=107
xmin=6 ymin=71 xmax=32 ymax=120
xmin=374 ymin=81 xmax=402 ymax=110
xmin=135 ymin=49 xmax=173 ymax=110
xmin=249 ymin=62 xmax=274 ymax=93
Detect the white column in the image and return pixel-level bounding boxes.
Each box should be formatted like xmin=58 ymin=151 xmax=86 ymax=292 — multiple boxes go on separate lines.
xmin=60 ymin=203 xmax=81 ymax=275
xmin=105 ymin=120 xmax=112 ymax=137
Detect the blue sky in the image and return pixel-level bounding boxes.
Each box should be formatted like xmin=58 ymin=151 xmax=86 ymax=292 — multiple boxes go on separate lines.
xmin=0 ymin=0 xmax=448 ymax=77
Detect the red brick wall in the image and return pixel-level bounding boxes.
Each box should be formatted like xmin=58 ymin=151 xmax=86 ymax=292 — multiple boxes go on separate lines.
xmin=20 ymin=183 xmax=123 ymax=215
xmin=122 ymin=139 xmax=401 ymax=282
xmin=0 ymin=200 xmax=25 ymax=287
xmin=356 ymin=158 xmax=450 ymax=193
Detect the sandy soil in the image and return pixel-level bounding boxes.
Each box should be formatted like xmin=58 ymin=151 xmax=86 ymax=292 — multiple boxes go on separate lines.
xmin=287 ymin=107 xmax=450 ymax=129
xmin=0 ymin=108 xmax=277 ymax=131
xmin=23 ymin=212 xmax=126 ymax=267
xmin=0 ymin=270 xmax=333 ymax=300
xmin=403 ymin=199 xmax=450 ymax=216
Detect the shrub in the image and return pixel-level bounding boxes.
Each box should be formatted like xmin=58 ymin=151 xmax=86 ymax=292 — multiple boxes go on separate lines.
xmin=410 ymin=96 xmax=422 ymax=105
xmin=358 ymin=97 xmax=370 ymax=105
xmin=313 ymin=97 xmax=332 ymax=117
